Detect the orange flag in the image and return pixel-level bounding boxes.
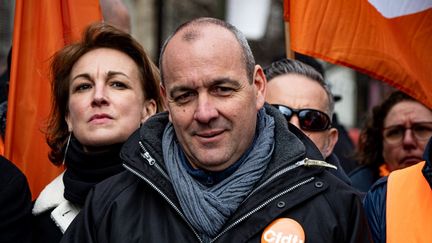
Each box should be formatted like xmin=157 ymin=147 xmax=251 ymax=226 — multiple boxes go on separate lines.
xmin=284 ymin=0 xmax=432 ymax=108
xmin=7 ymin=0 xmax=102 ymax=199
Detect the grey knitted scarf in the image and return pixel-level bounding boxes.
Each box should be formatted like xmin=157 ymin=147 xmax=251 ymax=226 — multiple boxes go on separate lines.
xmin=162 ymin=108 xmax=275 ymax=241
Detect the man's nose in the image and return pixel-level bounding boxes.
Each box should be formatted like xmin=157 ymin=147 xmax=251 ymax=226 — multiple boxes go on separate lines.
xmin=193 ymin=94 xmax=218 ymax=124
xmin=289 ymin=115 xmax=301 ymax=130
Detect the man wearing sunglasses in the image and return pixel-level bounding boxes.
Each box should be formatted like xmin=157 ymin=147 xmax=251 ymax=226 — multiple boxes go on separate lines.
xmin=264 ymin=58 xmax=351 ymax=185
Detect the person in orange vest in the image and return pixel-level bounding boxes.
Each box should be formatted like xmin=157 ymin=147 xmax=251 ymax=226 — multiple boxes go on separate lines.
xmin=363 ymin=137 xmax=432 ymax=242
xmin=350 ymin=91 xmax=432 ymax=193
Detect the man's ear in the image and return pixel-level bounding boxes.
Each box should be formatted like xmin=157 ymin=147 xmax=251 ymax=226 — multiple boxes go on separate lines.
xmin=160 ymin=85 xmax=172 ymax=122
xmin=323 ymin=127 xmax=339 ymax=158
xmin=160 ymin=85 xmax=168 ymax=106
xmin=252 ymin=65 xmax=267 ymax=110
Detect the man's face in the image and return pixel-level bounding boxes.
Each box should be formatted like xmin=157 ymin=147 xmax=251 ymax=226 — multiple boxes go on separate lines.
xmin=161 ymin=25 xmax=266 ymax=171
xmin=266 ymin=74 xmax=338 ymax=158
xmin=382 ymin=101 xmax=432 ymax=171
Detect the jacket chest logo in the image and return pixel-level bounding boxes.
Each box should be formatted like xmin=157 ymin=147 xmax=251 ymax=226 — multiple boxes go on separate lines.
xmin=261 ymin=218 xmax=305 ymax=243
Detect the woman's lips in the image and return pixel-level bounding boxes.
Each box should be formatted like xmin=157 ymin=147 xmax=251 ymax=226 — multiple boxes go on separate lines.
xmin=89 ymin=114 xmax=113 ymax=123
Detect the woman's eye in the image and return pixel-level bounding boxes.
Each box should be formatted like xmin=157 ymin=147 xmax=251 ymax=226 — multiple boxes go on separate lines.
xmin=386 ymin=128 xmax=404 ymax=137
xmin=111 ymin=81 xmax=127 ymax=89
xmin=74 ymin=83 xmax=92 ymax=92
xmin=413 ymin=125 xmax=432 ymax=137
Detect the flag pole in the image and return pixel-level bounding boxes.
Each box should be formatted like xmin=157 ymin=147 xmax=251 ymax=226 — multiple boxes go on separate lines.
xmin=284 ymin=18 xmax=295 ymax=59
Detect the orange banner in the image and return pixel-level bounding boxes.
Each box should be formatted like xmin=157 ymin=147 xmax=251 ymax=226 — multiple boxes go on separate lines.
xmin=7 ymin=0 xmax=101 ymax=199
xmin=284 ymin=0 xmax=432 ymax=108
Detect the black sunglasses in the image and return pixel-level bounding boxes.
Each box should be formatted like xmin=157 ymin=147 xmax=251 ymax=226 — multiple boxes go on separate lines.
xmin=272 ymin=104 xmax=331 ymax=131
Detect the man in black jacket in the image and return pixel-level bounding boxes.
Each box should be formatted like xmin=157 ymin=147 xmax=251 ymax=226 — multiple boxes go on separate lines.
xmin=0 ymin=156 xmax=32 ymax=243
xmin=61 ymin=17 xmax=371 ymax=242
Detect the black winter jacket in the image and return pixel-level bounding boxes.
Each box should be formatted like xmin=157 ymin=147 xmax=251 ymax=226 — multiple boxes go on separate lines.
xmin=0 ymin=156 xmax=32 ymax=243
xmin=61 ymin=106 xmax=371 ymax=243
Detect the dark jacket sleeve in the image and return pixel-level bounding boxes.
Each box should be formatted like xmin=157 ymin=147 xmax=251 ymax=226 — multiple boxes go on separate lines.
xmin=346 ymin=191 xmax=373 ymax=243
xmin=0 ymin=156 xmax=32 ymax=243
xmin=319 ymin=171 xmax=372 ymax=242
xmin=61 ymin=172 xmax=132 ymax=243
xmin=363 ymin=176 xmax=388 ymax=243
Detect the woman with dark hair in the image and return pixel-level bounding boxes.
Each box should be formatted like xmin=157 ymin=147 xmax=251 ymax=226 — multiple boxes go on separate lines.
xmin=32 ymin=22 xmax=162 ymax=243
xmin=350 ymin=91 xmax=432 ymax=192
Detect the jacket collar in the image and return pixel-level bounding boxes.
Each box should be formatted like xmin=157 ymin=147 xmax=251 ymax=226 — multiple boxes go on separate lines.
xmin=32 ymin=172 xmax=66 ymax=215
xmin=32 ymin=171 xmax=81 ymax=234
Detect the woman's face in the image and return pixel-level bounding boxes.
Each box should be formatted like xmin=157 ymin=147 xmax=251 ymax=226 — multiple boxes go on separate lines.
xmin=382 ymin=101 xmax=432 ymax=171
xmin=66 ymin=48 xmax=155 ymax=151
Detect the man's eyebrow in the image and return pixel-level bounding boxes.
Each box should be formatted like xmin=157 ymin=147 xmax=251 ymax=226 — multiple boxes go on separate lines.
xmin=168 ymin=78 xmax=242 ymax=97
xmin=209 ymin=78 xmax=241 ymax=88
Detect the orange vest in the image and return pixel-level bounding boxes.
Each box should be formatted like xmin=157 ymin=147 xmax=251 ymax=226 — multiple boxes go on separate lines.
xmin=387 ymin=161 xmax=432 ymax=243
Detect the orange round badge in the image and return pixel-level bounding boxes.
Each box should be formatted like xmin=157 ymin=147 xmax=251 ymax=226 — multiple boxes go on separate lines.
xmin=261 ymin=218 xmax=305 ymax=243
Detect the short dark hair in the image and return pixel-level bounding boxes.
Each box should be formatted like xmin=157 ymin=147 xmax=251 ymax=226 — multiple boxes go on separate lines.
xmin=158 ymin=17 xmax=255 ymax=85
xmin=46 ymin=22 xmax=162 ymax=165
xmin=264 ymin=58 xmax=334 ymax=116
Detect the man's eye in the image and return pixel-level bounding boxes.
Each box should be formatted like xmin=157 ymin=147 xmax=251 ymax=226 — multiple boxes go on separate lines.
xmin=213 ymin=86 xmax=234 ymax=96
xmin=173 ymin=92 xmax=196 ymax=104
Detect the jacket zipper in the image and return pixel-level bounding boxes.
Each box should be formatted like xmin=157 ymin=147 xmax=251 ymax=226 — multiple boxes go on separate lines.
xmin=246 ymin=157 xmax=335 ymax=201
xmin=122 ymin=142 xmax=203 ymax=243
xmin=138 ymin=141 xmax=171 ymax=180
xmin=210 ymin=176 xmax=315 ymax=242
